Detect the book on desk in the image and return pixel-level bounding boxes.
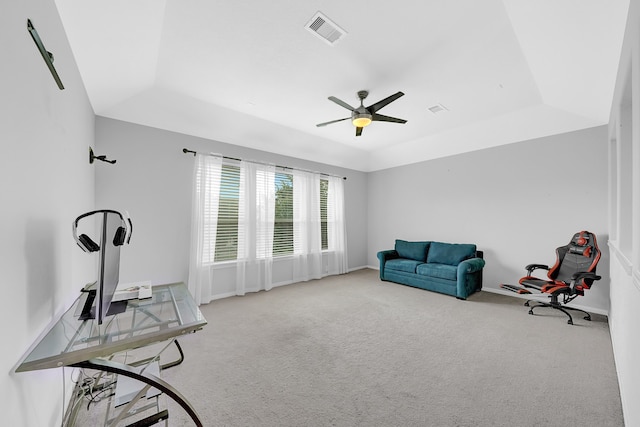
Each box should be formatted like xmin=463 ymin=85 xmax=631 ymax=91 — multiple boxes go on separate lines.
xmin=113 ymin=281 xmax=153 ymax=302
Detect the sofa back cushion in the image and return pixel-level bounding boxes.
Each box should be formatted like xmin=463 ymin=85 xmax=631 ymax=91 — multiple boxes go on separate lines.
xmin=395 ymin=240 xmax=430 ymax=262
xmin=427 ymin=242 xmax=477 ymax=265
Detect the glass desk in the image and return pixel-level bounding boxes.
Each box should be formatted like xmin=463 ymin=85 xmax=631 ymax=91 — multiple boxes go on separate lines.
xmin=16 ymin=282 xmax=207 ymax=426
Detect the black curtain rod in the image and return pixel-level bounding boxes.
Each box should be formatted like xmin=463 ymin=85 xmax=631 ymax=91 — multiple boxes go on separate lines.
xmin=182 ymin=148 xmax=346 ymax=180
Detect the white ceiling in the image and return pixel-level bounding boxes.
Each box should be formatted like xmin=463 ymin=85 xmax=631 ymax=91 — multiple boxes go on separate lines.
xmin=55 ymin=0 xmax=629 ymax=172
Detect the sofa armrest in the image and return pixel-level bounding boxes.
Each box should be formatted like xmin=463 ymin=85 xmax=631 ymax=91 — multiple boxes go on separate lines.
xmin=377 ymin=250 xmax=398 ymax=261
xmin=456 ymin=257 xmax=486 ymax=298
xmin=377 ymin=250 xmax=399 ymax=279
xmin=458 ymin=257 xmax=485 ymax=274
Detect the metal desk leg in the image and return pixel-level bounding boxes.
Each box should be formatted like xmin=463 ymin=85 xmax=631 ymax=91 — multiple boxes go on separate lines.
xmin=161 ymin=339 xmax=185 ymax=370
xmin=131 ymin=339 xmax=185 ymax=371
xmin=73 ymin=358 xmax=203 ymax=427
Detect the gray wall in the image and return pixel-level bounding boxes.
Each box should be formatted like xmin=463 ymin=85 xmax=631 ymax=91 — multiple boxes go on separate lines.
xmin=1 ymin=2 xmax=96 ymax=425
xmin=0 ymin=5 xmax=621 ymax=425
xmin=607 ymin=2 xmax=640 ymax=424
xmin=367 ymin=126 xmax=610 ymax=313
xmin=95 ymin=117 xmax=368 ymax=289
xmin=96 ymin=118 xmax=610 ymax=313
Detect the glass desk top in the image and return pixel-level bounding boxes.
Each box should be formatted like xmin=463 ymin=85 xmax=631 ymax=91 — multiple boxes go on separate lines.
xmin=16 ymin=282 xmax=207 ymax=372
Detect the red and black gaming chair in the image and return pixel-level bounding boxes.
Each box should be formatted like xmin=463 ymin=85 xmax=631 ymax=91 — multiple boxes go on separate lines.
xmin=501 ymin=231 xmax=601 ymax=325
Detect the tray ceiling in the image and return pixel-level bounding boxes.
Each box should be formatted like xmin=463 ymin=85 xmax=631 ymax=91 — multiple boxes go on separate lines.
xmin=55 ymin=0 xmax=629 ymax=171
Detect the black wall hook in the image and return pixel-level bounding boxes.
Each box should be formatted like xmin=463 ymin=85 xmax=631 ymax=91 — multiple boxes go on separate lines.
xmin=89 ymin=147 xmax=116 ymax=164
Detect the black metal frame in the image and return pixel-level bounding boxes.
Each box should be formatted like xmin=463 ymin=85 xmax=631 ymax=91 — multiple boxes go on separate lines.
xmin=525 ymin=294 xmax=591 ymax=325
xmin=73 ymin=347 xmax=203 ymax=427
xmin=522 ymin=270 xmax=601 ymax=325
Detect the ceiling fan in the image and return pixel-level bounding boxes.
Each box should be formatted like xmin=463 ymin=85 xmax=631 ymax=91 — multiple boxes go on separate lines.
xmin=316 ymin=90 xmax=407 ymax=136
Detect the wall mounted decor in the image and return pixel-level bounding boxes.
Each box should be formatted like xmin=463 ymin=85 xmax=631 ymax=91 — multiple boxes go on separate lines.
xmin=27 ymin=19 xmax=64 ymax=90
xmin=89 ymin=147 xmax=116 ymax=165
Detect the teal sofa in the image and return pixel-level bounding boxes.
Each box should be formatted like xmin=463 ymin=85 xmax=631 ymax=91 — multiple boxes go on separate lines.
xmin=377 ymin=240 xmax=485 ymax=299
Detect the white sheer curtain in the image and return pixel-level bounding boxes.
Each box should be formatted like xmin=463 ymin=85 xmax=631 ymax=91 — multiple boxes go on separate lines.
xmin=188 ymin=154 xmax=347 ymax=304
xmin=187 ymin=154 xmax=223 ymax=305
xmin=292 ymin=170 xmax=323 ymax=282
xmin=326 ymin=175 xmax=348 ymax=275
xmin=236 ymin=161 xmax=276 ymax=295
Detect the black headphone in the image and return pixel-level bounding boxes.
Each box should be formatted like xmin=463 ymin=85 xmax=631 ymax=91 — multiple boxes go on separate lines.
xmin=72 ymin=210 xmax=132 ymax=253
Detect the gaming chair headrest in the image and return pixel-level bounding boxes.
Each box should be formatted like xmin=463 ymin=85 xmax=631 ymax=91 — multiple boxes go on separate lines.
xmin=573 ymin=231 xmax=589 ymax=246
xmin=72 ymin=210 xmax=132 ymax=253
xmin=568 ymin=231 xmax=596 ymax=258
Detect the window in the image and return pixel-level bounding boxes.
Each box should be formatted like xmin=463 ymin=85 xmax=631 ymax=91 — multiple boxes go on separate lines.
xmin=272 ymin=174 xmax=328 ymax=256
xmin=274 ymin=173 xmax=293 ymax=255
xmin=214 ymin=164 xmax=240 ymax=261
xmin=320 ymin=178 xmax=328 ymax=250
xmin=202 ymin=160 xmax=335 ymax=262
xmin=190 ymin=154 xmax=347 ymax=303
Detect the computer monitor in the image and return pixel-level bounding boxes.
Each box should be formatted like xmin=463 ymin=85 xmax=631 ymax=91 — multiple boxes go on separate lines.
xmin=73 ymin=210 xmax=132 ymax=324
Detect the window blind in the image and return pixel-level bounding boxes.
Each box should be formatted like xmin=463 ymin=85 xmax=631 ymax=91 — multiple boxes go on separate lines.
xmin=320 ymin=178 xmax=328 ymax=250
xmin=214 ymin=164 xmax=240 ymax=261
xmin=201 ymin=158 xmax=333 ymax=262
xmin=274 ymin=172 xmax=293 ymax=255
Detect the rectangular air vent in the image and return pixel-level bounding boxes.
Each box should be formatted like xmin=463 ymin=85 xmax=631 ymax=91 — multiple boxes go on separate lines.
xmin=305 ymin=12 xmax=346 ymax=46
xmin=428 ymin=104 xmax=448 ymax=114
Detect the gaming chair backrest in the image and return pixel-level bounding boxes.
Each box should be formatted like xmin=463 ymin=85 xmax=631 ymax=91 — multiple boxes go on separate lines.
xmin=548 ymin=231 xmax=600 ymax=288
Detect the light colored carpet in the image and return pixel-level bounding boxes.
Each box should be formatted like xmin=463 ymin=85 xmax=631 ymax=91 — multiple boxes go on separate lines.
xmin=161 ymin=269 xmax=623 ymax=426
xmin=73 ymin=268 xmax=623 ymax=426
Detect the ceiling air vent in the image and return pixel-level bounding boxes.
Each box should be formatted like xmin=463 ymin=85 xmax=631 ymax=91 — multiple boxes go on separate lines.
xmin=305 ymin=12 xmax=346 ymax=46
xmin=428 ymin=104 xmax=448 ymax=114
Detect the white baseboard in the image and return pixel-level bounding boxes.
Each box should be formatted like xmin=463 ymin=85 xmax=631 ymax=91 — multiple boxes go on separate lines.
xmin=208 ymin=268 xmax=369 ymax=302
xmin=209 ymin=291 xmax=237 ymax=301
xmin=481 ymin=286 xmax=609 ymax=317
xmin=206 ymin=268 xmax=608 ymax=317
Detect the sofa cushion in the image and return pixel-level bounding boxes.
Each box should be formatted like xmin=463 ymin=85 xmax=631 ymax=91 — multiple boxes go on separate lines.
xmin=416 ymin=263 xmax=457 ymax=281
xmin=427 ymin=242 xmax=476 ymax=266
xmin=395 ymin=240 xmax=430 ymax=262
xmin=385 ymin=258 xmax=423 ymax=274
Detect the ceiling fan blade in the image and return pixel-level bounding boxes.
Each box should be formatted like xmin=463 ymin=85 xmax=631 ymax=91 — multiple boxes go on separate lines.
xmin=367 ymin=91 xmax=405 ymax=114
xmin=328 ymin=96 xmax=356 ymax=111
xmin=355 ymin=126 xmax=363 ymax=137
xmin=371 ymin=113 xmax=407 ymax=124
xmin=316 ymin=117 xmax=350 ymax=127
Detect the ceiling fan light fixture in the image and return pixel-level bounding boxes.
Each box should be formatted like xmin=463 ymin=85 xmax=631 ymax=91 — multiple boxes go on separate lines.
xmin=352 ymin=113 xmax=372 ymax=127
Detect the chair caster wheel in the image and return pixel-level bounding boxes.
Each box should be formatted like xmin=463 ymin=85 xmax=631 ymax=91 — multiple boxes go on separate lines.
xmin=584 ymin=316 xmax=591 ymax=321
xmin=524 ymin=301 xmax=530 ymax=307
xmin=528 ymin=309 xmax=534 ymax=315
xmin=567 ymin=319 xmax=573 ymax=325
